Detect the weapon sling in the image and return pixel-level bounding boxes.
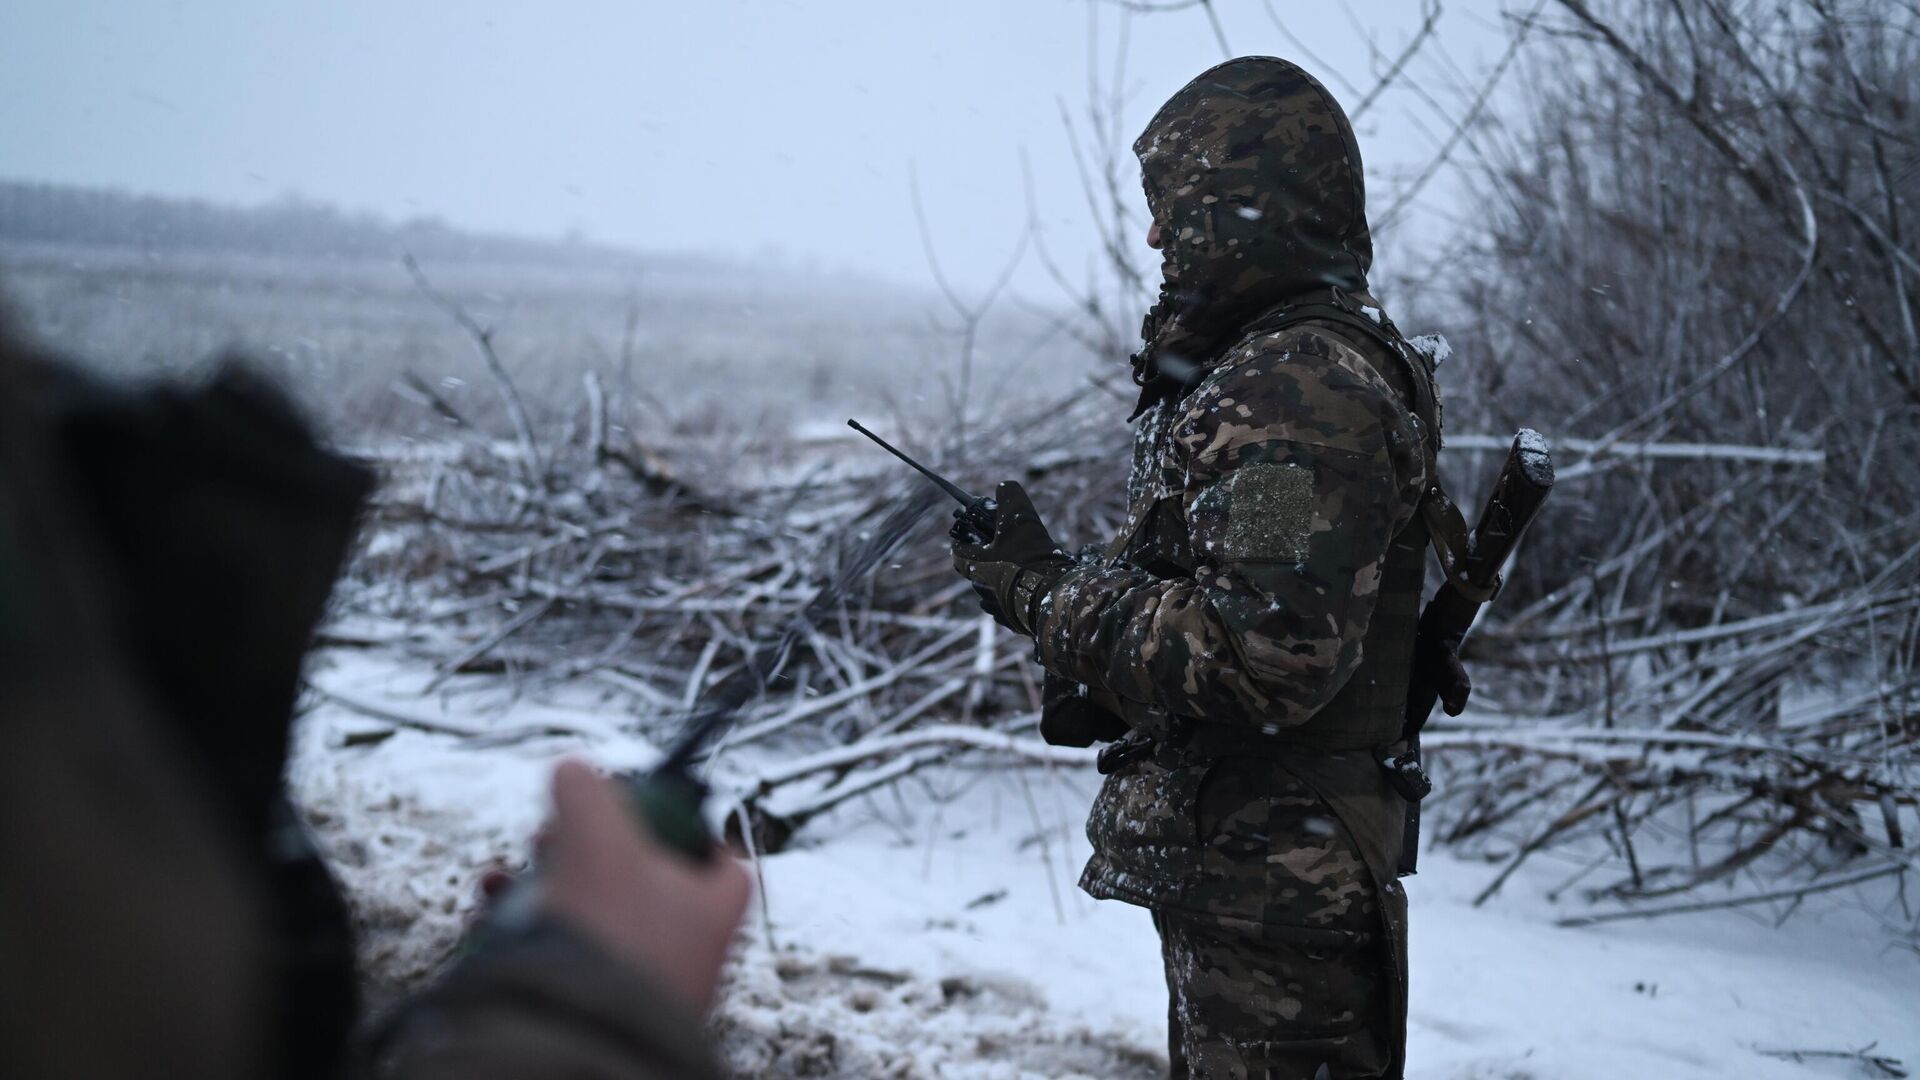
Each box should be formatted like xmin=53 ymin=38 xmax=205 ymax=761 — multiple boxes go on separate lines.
xmin=1394 ymin=431 xmax=1554 ymax=874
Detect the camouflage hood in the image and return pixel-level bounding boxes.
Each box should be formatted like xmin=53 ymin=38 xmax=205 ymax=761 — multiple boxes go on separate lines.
xmin=1131 ymin=56 xmax=1376 ymax=415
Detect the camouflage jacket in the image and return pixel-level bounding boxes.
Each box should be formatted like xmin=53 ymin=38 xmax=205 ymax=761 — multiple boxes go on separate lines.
xmin=1031 ymin=53 xmax=1435 ymax=764
xmin=1030 ymin=53 xmax=1434 ymax=735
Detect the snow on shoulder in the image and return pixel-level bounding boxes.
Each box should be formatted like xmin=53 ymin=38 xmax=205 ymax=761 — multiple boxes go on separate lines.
xmin=1408 ymin=332 xmax=1454 ymax=367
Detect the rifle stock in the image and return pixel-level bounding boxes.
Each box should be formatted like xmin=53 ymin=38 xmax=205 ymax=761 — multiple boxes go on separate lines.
xmin=1398 ymin=430 xmax=1554 ymax=875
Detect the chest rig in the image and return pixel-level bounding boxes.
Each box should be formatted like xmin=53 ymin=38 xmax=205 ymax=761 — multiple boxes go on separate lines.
xmin=1103 ymin=287 xmax=1457 ymax=756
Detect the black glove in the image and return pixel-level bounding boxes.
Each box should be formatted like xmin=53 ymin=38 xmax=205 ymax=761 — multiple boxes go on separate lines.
xmin=1038 ymin=673 xmax=1128 ymax=747
xmin=1421 ymin=633 xmax=1472 ymax=716
xmin=949 ymin=480 xmax=1071 ymax=636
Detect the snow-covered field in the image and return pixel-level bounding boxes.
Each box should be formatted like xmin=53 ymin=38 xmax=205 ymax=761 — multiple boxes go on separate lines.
xmin=292 ymin=649 xmax=1920 ymax=1079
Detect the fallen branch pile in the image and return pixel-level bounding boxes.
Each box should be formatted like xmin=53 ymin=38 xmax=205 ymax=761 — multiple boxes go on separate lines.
xmin=325 ymin=334 xmax=1135 ymax=849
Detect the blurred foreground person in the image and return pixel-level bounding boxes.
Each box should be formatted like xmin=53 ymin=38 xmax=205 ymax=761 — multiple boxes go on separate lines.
xmin=951 ymin=58 xmax=1452 ymax=1078
xmin=0 ymin=315 xmax=748 ymax=1079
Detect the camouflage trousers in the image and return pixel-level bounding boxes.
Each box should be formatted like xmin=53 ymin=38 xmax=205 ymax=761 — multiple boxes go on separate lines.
xmin=1152 ymin=909 xmax=1394 ymax=1080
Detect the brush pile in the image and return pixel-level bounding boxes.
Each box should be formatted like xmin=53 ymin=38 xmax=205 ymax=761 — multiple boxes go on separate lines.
xmin=322 ymin=375 xmax=1132 ymax=851
xmin=316 ymin=357 xmax=1915 ymax=935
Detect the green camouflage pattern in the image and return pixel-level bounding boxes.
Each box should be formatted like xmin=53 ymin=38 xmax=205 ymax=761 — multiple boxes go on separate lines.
xmin=1079 ymin=751 xmax=1389 ymax=925
xmin=1024 ymin=56 xmax=1434 ymax=1078
xmin=1156 ymin=905 xmax=1392 ymax=1079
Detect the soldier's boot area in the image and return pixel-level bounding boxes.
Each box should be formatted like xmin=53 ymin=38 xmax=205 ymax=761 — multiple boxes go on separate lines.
xmin=1154 ymin=911 xmax=1393 ymax=1080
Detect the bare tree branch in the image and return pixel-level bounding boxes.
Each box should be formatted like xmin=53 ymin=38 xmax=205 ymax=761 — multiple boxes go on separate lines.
xmin=402 ymin=253 xmax=545 ymax=487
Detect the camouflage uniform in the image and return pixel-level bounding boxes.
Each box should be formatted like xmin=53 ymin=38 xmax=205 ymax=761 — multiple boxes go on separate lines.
xmin=1026 ymin=58 xmax=1441 ymax=1079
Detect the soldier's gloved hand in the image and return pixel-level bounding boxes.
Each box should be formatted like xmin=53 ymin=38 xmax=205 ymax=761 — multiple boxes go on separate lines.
xmin=950 ymin=480 xmax=1072 ymax=636
xmin=1420 ymin=633 xmax=1472 ymax=716
xmin=1039 ymin=673 xmax=1128 ymax=747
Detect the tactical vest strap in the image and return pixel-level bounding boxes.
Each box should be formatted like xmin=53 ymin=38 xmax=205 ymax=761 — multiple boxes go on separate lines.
xmin=1240 ymin=287 xmax=1441 ymax=463
xmin=1420 ymin=485 xmax=1499 ymax=604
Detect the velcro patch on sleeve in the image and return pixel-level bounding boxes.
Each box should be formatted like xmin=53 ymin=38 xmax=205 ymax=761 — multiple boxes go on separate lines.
xmin=1224 ymin=461 xmax=1314 ymax=563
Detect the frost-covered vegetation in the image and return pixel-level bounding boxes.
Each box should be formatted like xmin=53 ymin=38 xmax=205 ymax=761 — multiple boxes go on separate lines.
xmin=1414 ymin=0 xmax=1920 ymax=931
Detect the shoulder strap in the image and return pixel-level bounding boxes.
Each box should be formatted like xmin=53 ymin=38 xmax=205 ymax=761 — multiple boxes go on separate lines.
xmin=1238 ymin=288 xmax=1441 ymax=459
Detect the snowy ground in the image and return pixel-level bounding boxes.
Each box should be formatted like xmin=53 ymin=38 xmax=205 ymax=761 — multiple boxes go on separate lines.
xmin=291 ymin=648 xmax=1920 ymax=1079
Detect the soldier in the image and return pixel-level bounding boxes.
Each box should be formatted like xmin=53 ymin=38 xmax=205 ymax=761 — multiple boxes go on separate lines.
xmin=952 ymin=57 xmax=1447 ymax=1078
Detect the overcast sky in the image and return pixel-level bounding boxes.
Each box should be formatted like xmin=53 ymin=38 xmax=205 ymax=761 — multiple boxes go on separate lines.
xmin=0 ymin=0 xmax=1522 ymax=297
